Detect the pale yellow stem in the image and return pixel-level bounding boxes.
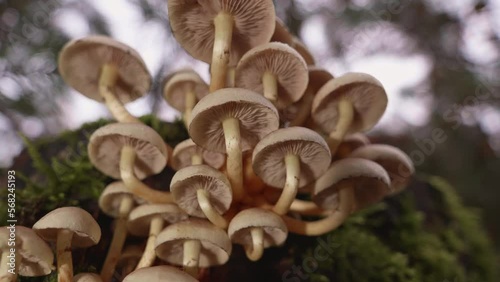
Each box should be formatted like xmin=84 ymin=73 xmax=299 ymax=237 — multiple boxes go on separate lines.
xmin=56 ymin=229 xmax=74 ymax=282
xmin=183 ymin=240 xmax=201 ymax=278
xmin=245 ymin=227 xmax=264 ymax=261
xmin=328 ymin=99 xmax=354 ymax=154
xmin=273 ymin=154 xmax=301 ymax=215
xmin=136 ymin=217 xmax=164 ymax=269
xmin=289 ymin=199 xmax=330 ymax=216
xmin=222 ymin=117 xmax=244 ymax=202
xmin=184 ymin=88 xmax=196 ymax=129
xmin=210 ymin=12 xmax=233 ymax=92
xmin=191 ymin=153 xmax=203 ymax=165
xmin=197 ymin=189 xmax=228 ymax=229
xmin=262 ymin=71 xmax=278 ymax=103
xmin=120 ymin=146 xmax=174 ymax=203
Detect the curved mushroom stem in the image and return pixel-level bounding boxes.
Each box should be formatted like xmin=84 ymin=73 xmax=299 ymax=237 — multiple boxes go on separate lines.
xmin=120 ymin=145 xmax=174 ymax=204
xmin=222 ymin=117 xmax=244 ymax=202
xmin=99 ymin=64 xmax=141 ymax=123
xmin=327 ymin=98 xmax=354 ymax=154
xmin=183 ymin=240 xmax=201 ymax=278
xmin=56 ymin=229 xmax=74 ymax=282
xmin=136 ymin=216 xmax=164 ymax=269
xmin=262 ymin=71 xmax=278 ymax=103
xmin=184 ymin=87 xmax=196 ymax=129
xmin=100 ymin=196 xmax=134 ymax=282
xmin=290 ymin=90 xmax=314 ymax=127
xmin=273 ymin=154 xmax=301 ymax=215
xmin=245 ymin=227 xmax=264 ymax=261
xmin=197 ymin=189 xmax=228 ymax=229
xmin=0 ymin=246 xmax=21 ymax=282
xmin=210 ymin=12 xmax=233 ymax=92
xmin=282 ymin=187 xmax=354 ymax=236
xmin=289 ymin=199 xmax=329 ymax=216
xmin=191 ymin=153 xmax=203 ymax=165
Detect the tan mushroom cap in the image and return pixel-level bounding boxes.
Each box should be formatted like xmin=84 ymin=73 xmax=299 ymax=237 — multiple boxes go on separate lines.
xmin=335 ymin=133 xmax=370 ymax=159
xmin=0 ymin=226 xmax=54 ymax=276
xmin=127 ymin=204 xmax=188 ymax=237
xmin=33 ymin=207 xmax=101 ymax=248
xmin=74 ymin=273 xmax=103 ymax=282
xmin=291 ymin=37 xmax=315 ymax=65
xmin=162 ymin=70 xmax=208 ymax=112
xmin=88 ymin=123 xmax=168 ymax=180
xmin=312 ymin=72 xmax=388 ymax=135
xmin=271 ymin=18 xmax=294 ymax=45
xmin=58 ymin=35 xmax=151 ymax=103
xmin=252 ymin=127 xmax=331 ymax=188
xmin=313 ymin=158 xmax=391 ymax=211
xmin=168 ymin=0 xmax=275 ymax=66
xmin=155 ymin=219 xmax=232 ymax=267
xmin=123 ymin=265 xmax=199 ymax=282
xmin=172 ymin=139 xmax=225 ymax=170
xmin=171 ymin=165 xmax=232 ymax=218
xmin=235 ymin=42 xmax=309 ymax=109
xmin=118 ymin=244 xmax=144 ymax=263
xmin=350 ymin=144 xmax=414 ymax=193
xmin=189 ymin=88 xmax=279 ymax=153
xmin=228 ymin=208 xmax=287 ymax=248
xmin=99 ymin=181 xmax=141 ymax=218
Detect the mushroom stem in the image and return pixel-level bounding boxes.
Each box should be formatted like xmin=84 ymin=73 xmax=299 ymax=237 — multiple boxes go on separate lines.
xmin=273 ymin=154 xmax=301 ymax=215
xmin=210 ymin=12 xmax=233 ymax=92
xmin=56 ymin=229 xmax=74 ymax=282
xmin=222 ymin=117 xmax=244 ymax=202
xmin=262 ymin=71 xmax=278 ymax=103
xmin=100 ymin=196 xmax=134 ymax=282
xmin=197 ymin=189 xmax=228 ymax=229
xmin=183 ymin=240 xmax=201 ymax=278
xmin=327 ymin=98 xmax=354 ymax=153
xmin=282 ymin=187 xmax=354 ymax=236
xmin=290 ymin=90 xmax=314 ymax=127
xmin=99 ymin=64 xmax=141 ymax=123
xmin=120 ymin=145 xmax=174 ymax=204
xmin=191 ymin=153 xmax=203 ymax=165
xmin=136 ymin=216 xmax=164 ymax=269
xmin=290 ymin=199 xmax=329 ymax=216
xmin=245 ymin=227 xmax=264 ymax=261
xmin=184 ymin=87 xmax=196 ymax=129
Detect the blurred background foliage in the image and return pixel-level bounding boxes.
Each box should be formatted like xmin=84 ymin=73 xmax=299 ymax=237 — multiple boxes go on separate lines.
xmin=0 ymin=0 xmax=499 ymax=255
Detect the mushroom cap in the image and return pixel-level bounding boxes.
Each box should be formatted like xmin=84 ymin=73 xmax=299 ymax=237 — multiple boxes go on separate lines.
xmin=127 ymin=204 xmax=188 ymax=237
xmin=74 ymin=273 xmax=103 ymax=282
xmin=228 ymin=208 xmax=287 ymax=248
xmin=172 ymin=139 xmax=225 ymax=170
xmin=155 ymin=219 xmax=232 ymax=267
xmin=171 ymin=165 xmax=232 ymax=218
xmin=88 ymin=122 xmax=168 ymax=180
xmin=235 ymin=42 xmax=309 ymax=109
xmin=33 ymin=207 xmax=101 ymax=248
xmin=291 ymin=37 xmax=315 ymax=65
xmin=313 ymin=158 xmax=391 ymax=211
xmin=350 ymin=144 xmax=414 ymax=193
xmin=58 ymin=35 xmax=151 ymax=103
xmin=252 ymin=127 xmax=331 ymax=188
xmin=0 ymin=226 xmax=54 ymax=276
xmin=99 ymin=181 xmax=141 ymax=218
xmin=189 ymin=88 xmax=279 ymax=153
xmin=119 ymin=244 xmax=144 ymax=263
xmin=271 ymin=18 xmax=294 ymax=45
xmin=163 ymin=70 xmax=208 ymax=112
xmin=123 ymin=266 xmax=198 ymax=282
xmin=335 ymin=133 xmax=370 ymax=159
xmin=312 ymin=72 xmax=388 ymax=135
xmin=168 ymin=0 xmax=276 ymax=66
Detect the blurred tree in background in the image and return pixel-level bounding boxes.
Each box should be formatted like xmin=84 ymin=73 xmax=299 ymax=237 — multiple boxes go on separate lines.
xmin=1 ymin=0 xmax=499 ymax=254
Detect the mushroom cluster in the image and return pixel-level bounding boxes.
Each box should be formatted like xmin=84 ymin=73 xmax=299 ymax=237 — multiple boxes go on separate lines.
xmin=7 ymin=1 xmax=416 ymax=281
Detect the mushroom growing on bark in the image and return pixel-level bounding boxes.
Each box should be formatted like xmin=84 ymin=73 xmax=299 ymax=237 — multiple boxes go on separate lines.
xmin=58 ymin=35 xmax=150 ymax=123
xmin=167 ymin=0 xmax=276 ymax=92
xmin=33 ymin=207 xmax=101 ymax=282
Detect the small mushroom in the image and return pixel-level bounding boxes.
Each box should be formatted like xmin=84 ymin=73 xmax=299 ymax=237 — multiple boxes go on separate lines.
xmin=162 ymin=69 xmax=208 ymax=128
xmin=155 ymin=219 xmax=232 ymax=278
xmin=88 ymin=123 xmax=173 ymax=204
xmin=312 ymin=73 xmax=388 ymax=153
xmin=117 ymin=245 xmax=143 ymax=279
xmin=168 ymin=0 xmax=276 ymax=92
xmin=350 ymin=144 xmax=414 ymax=193
xmin=228 ymin=208 xmax=287 ymax=261
xmin=58 ymin=35 xmax=150 ymax=123
xmin=33 ymin=207 xmax=101 ymax=282
xmin=74 ymin=273 xmax=103 ymax=282
xmin=235 ymin=42 xmax=309 ymax=109
xmin=127 ymin=204 xmax=187 ymax=269
xmin=189 ymin=88 xmax=280 ymax=202
xmin=123 ymin=266 xmax=198 ymax=282
xmin=252 ymin=127 xmax=331 ymax=215
xmin=172 ymin=139 xmax=225 ymax=170
xmin=171 ymin=165 xmax=232 ymax=229
xmin=98 ymin=182 xmax=140 ymax=282
xmin=334 ymin=133 xmax=370 ymax=160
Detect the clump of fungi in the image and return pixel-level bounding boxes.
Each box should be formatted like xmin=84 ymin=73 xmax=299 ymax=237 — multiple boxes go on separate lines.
xmin=0 ymin=1 xmax=416 ymax=281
